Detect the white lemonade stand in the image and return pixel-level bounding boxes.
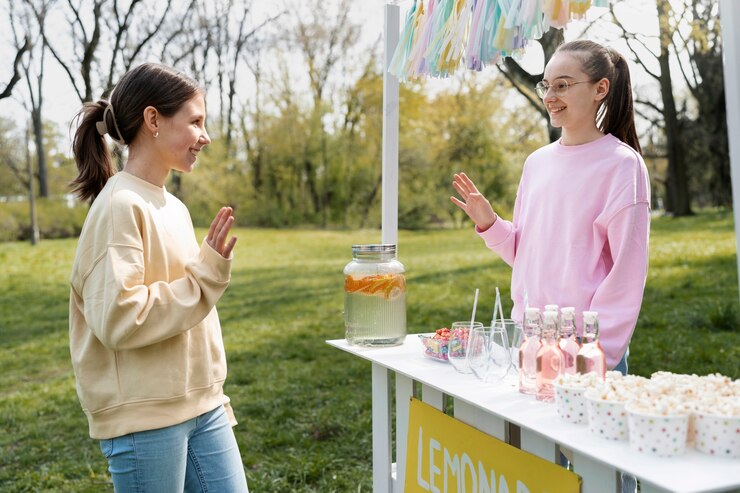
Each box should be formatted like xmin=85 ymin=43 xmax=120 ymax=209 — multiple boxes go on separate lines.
xmin=330 ymin=2 xmax=740 ymax=492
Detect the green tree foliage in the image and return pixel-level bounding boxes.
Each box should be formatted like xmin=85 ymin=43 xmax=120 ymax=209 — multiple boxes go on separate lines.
xmin=0 ymin=118 xmax=27 ymax=197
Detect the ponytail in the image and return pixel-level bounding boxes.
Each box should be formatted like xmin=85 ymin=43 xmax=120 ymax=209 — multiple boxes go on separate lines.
xmin=70 ymin=100 xmax=116 ymax=202
xmin=601 ymin=49 xmax=642 ymax=154
xmin=556 ymin=40 xmax=642 ymax=155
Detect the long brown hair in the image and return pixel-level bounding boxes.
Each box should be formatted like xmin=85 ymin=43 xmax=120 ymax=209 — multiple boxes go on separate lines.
xmin=556 ymin=40 xmax=642 ymax=154
xmin=71 ymin=63 xmax=203 ymax=202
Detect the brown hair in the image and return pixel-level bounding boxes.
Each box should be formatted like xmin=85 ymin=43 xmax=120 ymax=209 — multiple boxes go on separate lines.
xmin=71 ymin=63 xmax=203 ymax=202
xmin=556 ymin=40 xmax=642 ymax=154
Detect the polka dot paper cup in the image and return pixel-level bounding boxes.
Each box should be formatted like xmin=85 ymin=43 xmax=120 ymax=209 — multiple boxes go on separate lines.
xmin=554 ymin=383 xmax=588 ymax=425
xmin=693 ymin=411 xmax=740 ymax=458
xmin=626 ymin=403 xmax=689 ymax=457
xmin=584 ymin=390 xmax=628 ymax=441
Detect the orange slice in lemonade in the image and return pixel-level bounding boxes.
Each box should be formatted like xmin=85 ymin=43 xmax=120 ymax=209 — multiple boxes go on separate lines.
xmin=345 ymin=274 xmax=405 ymax=299
xmin=383 ymin=275 xmax=406 ymax=300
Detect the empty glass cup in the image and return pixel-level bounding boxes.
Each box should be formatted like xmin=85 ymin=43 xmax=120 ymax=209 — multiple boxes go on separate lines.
xmin=447 ymin=321 xmax=482 ymax=373
xmin=468 ymin=326 xmax=490 ymax=380
xmin=493 ymin=318 xmax=523 ymax=376
xmin=487 ymin=324 xmax=512 ymax=383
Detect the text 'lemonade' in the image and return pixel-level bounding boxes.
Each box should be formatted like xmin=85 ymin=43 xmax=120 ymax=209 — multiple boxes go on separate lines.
xmin=343 ymin=244 xmax=406 ymax=346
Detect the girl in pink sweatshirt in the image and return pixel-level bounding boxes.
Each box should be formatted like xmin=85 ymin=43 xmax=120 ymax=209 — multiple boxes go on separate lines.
xmin=451 ymin=40 xmax=650 ymax=373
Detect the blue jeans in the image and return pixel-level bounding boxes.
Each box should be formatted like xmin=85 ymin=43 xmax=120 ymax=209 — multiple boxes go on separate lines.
xmin=99 ymin=405 xmax=248 ymax=492
xmin=613 ymin=347 xmax=629 ymax=376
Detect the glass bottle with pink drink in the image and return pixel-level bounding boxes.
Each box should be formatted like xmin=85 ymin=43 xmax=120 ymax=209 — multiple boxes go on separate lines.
xmin=535 ymin=310 xmax=564 ymax=402
xmin=558 ymin=307 xmax=580 ymax=374
xmin=518 ymin=307 xmax=542 ymax=395
xmin=576 ymin=311 xmax=606 ymax=379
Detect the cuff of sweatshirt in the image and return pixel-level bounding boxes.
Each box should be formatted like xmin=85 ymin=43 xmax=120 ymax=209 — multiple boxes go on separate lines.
xmin=198 ymin=239 xmax=232 ymax=283
xmin=475 ymin=215 xmax=513 ymax=247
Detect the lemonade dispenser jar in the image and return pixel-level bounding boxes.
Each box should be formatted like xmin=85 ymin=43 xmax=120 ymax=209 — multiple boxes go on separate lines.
xmin=343 ymin=244 xmax=406 ymax=346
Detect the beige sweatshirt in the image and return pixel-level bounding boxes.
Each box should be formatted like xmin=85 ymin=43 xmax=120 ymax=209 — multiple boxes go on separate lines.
xmin=69 ymin=171 xmax=236 ymax=439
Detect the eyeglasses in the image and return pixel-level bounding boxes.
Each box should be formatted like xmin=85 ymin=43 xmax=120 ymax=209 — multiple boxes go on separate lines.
xmin=535 ymin=79 xmax=593 ymax=99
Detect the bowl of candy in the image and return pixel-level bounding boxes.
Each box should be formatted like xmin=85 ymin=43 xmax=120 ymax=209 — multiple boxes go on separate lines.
xmin=419 ymin=328 xmax=451 ymax=362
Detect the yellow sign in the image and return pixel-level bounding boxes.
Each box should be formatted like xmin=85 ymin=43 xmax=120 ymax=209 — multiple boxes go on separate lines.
xmin=405 ymin=398 xmax=580 ymax=493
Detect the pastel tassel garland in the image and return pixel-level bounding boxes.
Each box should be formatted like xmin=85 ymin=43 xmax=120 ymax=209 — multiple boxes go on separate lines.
xmin=389 ymin=0 xmax=612 ymax=81
xmin=389 ymin=0 xmax=420 ymax=81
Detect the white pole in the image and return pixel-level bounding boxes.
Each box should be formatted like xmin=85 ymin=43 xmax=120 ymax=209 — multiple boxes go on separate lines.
xmin=382 ymin=4 xmax=400 ymax=246
xmin=719 ymin=0 xmax=740 ymax=300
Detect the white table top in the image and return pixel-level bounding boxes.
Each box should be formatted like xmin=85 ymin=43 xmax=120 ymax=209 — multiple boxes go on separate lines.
xmin=327 ymin=334 xmax=740 ymax=493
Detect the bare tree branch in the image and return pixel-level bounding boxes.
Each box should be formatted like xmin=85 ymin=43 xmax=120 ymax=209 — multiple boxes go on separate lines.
xmin=635 ymin=97 xmax=664 ymax=114
xmin=125 ymin=0 xmax=173 ymax=70
xmin=105 ymin=0 xmax=144 ymax=91
xmin=669 ymin=5 xmax=700 ymax=100
xmin=610 ymin=5 xmax=661 ymax=81
xmin=0 ymin=37 xmax=31 ymax=100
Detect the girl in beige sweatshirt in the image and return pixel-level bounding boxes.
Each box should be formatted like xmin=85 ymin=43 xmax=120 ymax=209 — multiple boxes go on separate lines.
xmin=69 ymin=63 xmax=248 ymax=492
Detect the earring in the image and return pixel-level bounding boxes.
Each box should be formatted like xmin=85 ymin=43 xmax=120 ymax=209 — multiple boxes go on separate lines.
xmin=153 ymin=131 xmax=159 ymax=139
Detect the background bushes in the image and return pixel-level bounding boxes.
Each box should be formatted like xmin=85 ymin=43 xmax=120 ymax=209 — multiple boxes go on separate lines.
xmin=0 ymin=200 xmax=88 ymax=242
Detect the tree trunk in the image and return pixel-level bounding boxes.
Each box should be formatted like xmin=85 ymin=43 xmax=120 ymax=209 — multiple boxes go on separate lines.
xmin=31 ymin=107 xmax=48 ymax=197
xmin=26 ymin=121 xmax=39 ymax=245
xmin=658 ymin=0 xmax=692 ymax=216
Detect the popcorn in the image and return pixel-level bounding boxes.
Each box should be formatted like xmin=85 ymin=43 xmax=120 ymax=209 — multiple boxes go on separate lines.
xmin=568 ymin=369 xmax=740 ymax=456
xmin=627 ymin=395 xmax=692 ymax=416
xmin=693 ymin=395 xmax=740 ymax=417
xmin=633 ymin=371 xmax=740 ymax=417
xmin=555 ymin=372 xmax=602 ymax=388
xmin=591 ymin=375 xmax=649 ymax=403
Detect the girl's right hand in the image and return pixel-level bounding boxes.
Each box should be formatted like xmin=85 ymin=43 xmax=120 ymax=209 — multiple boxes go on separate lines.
xmin=450 ymin=172 xmax=497 ymax=231
xmin=207 ymin=207 xmax=238 ymax=258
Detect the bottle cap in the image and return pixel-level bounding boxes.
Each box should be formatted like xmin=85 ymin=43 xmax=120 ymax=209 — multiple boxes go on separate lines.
xmin=545 ymin=304 xmax=559 ymax=312
xmin=543 ymin=310 xmax=558 ymax=323
xmin=583 ymin=311 xmax=598 ymax=324
xmin=561 ymin=307 xmax=575 ymax=319
xmin=525 ymin=307 xmax=540 ymax=318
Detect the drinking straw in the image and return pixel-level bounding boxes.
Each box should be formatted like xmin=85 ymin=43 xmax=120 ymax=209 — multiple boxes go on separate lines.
xmin=491 ymin=286 xmax=500 ymax=327
xmin=464 ymin=288 xmax=480 ymax=373
xmin=495 ymin=286 xmax=511 ymax=358
xmin=469 ymin=288 xmax=479 ymax=329
xmin=496 ymin=286 xmax=505 ymax=327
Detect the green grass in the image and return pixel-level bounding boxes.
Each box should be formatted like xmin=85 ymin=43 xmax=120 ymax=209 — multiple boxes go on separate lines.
xmin=1 ymin=210 xmax=739 ymax=491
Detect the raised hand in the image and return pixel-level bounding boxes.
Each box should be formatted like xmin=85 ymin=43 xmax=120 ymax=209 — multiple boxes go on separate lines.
xmin=207 ymin=207 xmax=238 ymax=258
xmin=450 ymin=172 xmax=497 ymax=231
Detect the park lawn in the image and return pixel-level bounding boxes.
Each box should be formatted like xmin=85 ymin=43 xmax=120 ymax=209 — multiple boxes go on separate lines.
xmin=0 ymin=210 xmax=738 ymax=491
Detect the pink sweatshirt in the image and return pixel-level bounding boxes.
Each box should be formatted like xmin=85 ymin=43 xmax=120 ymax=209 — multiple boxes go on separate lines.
xmin=477 ymin=133 xmax=650 ymax=368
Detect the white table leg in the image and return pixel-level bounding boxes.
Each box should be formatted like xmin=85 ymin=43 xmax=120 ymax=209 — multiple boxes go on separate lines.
xmin=372 ymin=363 xmax=392 ymax=493
xmin=394 ymin=373 xmax=413 ymax=493
xmin=421 ymin=383 xmax=444 ymax=410
xmin=453 ymin=399 xmax=506 ymax=442
xmin=520 ymin=428 xmax=557 ymax=463
xmin=572 ymin=451 xmax=617 ymax=493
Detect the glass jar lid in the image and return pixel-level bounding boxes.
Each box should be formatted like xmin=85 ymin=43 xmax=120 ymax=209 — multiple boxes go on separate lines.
xmin=352 ymin=244 xmax=396 ymax=255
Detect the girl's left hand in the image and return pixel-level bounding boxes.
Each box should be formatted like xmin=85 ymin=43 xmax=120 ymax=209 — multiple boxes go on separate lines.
xmin=450 ymin=173 xmax=497 ymax=231
xmin=207 ymin=207 xmax=238 ymax=258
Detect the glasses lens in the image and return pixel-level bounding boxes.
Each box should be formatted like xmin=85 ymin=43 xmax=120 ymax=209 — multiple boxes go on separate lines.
xmin=553 ymin=79 xmax=569 ymax=96
xmin=535 ymin=81 xmax=548 ymax=99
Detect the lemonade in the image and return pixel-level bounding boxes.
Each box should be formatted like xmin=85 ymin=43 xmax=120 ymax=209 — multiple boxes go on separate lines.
xmin=344 ymin=273 xmax=406 ymax=346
